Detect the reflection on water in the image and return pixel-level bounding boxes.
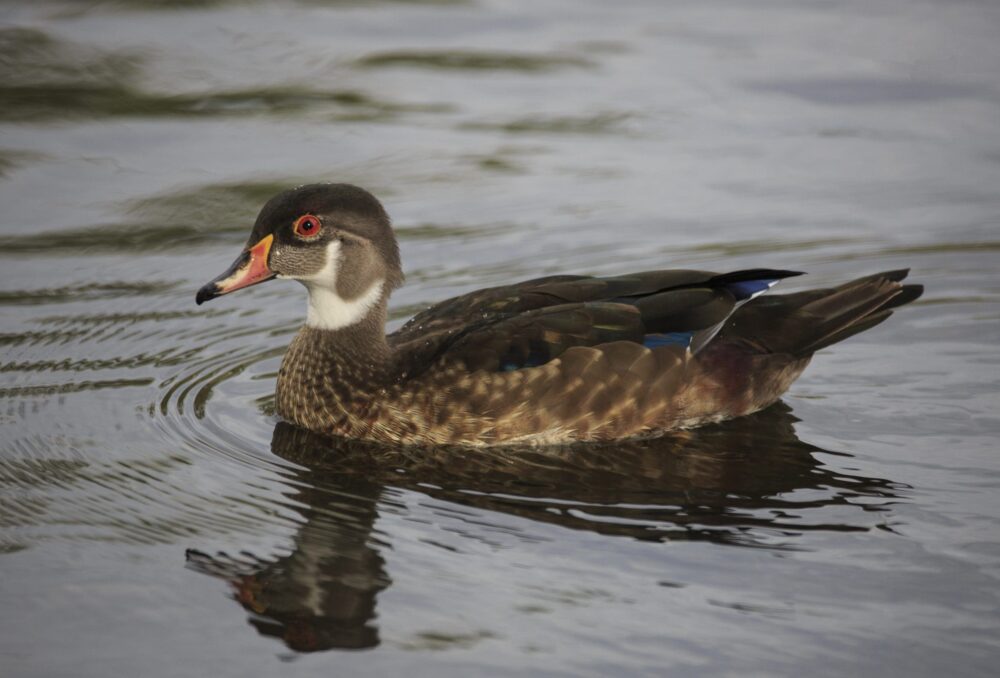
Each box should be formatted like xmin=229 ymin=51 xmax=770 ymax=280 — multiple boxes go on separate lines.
xmin=0 ymin=27 xmax=453 ymax=123
xmin=745 ymin=77 xmax=989 ymax=106
xmin=354 ymin=49 xmax=592 ymax=72
xmin=188 ymin=403 xmax=899 ymax=652
xmin=187 ymin=471 xmax=388 ymax=652
xmin=460 ymin=111 xmax=631 ymax=135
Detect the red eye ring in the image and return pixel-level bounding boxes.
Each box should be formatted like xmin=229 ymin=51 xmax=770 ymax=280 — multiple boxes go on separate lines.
xmin=293 ymin=214 xmax=322 ymax=238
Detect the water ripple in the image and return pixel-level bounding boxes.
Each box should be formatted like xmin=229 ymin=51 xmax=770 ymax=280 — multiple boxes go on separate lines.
xmin=0 ymin=291 xmax=305 ymax=550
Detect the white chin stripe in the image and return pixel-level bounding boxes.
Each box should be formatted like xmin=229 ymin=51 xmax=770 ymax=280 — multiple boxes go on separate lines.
xmin=306 ymin=279 xmax=384 ymax=330
xmin=302 ymin=241 xmax=384 ymax=330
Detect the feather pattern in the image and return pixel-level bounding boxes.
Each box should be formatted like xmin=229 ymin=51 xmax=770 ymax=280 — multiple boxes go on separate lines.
xmin=198 ymin=184 xmax=923 ymax=446
xmin=274 ymin=268 xmax=921 ymax=446
xmin=391 ymin=268 xmax=803 ymax=372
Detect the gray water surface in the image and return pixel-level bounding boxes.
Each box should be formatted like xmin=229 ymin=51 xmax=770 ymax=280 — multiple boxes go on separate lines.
xmin=2 ymin=1 xmax=999 ymax=676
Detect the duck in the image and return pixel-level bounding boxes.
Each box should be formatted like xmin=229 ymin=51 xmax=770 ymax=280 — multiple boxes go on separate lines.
xmin=195 ymin=183 xmax=922 ymax=446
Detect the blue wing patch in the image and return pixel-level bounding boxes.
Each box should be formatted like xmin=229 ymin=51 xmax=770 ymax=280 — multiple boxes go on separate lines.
xmin=500 ymin=342 xmax=552 ymax=371
xmin=502 ymin=277 xmax=783 ymax=368
xmin=643 ymin=332 xmax=694 ymax=349
xmin=501 ymin=358 xmax=547 ymax=371
xmin=725 ymin=279 xmax=779 ymax=301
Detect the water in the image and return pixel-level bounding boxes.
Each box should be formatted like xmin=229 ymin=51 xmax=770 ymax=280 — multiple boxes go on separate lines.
xmin=2 ymin=0 xmax=999 ymax=675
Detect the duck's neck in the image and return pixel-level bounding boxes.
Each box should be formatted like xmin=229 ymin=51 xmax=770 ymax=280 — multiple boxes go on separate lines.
xmin=304 ymin=279 xmax=385 ymax=333
xmin=311 ymin=311 xmax=391 ymax=367
xmin=275 ymin=299 xmax=393 ymax=434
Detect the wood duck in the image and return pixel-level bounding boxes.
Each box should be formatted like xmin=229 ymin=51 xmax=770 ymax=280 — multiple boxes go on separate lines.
xmin=195 ymin=183 xmax=922 ymax=446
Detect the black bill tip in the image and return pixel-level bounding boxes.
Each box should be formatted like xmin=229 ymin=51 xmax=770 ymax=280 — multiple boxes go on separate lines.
xmin=195 ymin=283 xmax=219 ymax=306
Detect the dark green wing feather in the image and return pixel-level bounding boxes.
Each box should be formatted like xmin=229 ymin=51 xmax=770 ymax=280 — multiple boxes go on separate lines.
xmin=392 ymin=270 xmax=720 ymax=339
xmin=390 ymin=268 xmax=802 ymax=374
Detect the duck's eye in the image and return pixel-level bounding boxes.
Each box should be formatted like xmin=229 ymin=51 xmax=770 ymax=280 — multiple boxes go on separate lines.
xmin=293 ymin=214 xmax=322 ymax=238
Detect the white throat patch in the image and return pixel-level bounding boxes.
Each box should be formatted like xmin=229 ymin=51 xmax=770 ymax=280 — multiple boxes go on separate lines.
xmin=299 ymin=241 xmax=385 ymax=330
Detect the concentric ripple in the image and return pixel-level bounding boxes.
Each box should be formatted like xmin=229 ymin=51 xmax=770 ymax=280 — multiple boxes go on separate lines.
xmin=0 ymin=283 xmax=309 ymax=552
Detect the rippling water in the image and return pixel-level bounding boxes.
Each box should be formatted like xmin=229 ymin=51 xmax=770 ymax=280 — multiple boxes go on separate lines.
xmin=2 ymin=1 xmax=999 ymax=676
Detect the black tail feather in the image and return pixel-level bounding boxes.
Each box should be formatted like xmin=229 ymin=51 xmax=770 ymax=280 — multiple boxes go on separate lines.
xmin=720 ymin=269 xmax=922 ymax=356
xmin=883 ymin=284 xmax=923 ymax=310
xmin=801 ymin=309 xmax=894 ymax=353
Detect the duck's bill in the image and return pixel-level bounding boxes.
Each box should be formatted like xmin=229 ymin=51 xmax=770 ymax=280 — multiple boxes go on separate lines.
xmin=196 ymin=234 xmax=276 ymax=305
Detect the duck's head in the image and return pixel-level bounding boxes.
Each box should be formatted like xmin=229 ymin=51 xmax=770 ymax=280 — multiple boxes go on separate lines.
xmin=196 ymin=183 xmax=402 ymax=330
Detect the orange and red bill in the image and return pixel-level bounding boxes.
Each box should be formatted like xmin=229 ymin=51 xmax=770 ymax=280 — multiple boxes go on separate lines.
xmin=196 ymin=234 xmax=276 ymax=305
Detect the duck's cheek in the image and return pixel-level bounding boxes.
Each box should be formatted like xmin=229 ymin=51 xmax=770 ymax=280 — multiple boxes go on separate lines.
xmin=281 ymin=241 xmax=342 ymax=286
xmin=271 ymin=241 xmax=340 ymax=283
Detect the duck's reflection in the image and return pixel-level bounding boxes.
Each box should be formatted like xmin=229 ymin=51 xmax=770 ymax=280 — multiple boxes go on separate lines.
xmin=186 ymin=470 xmax=388 ymax=651
xmin=186 ymin=403 xmax=900 ymax=652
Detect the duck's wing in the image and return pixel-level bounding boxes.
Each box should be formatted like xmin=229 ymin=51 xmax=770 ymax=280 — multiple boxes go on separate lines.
xmin=389 ymin=268 xmax=801 ymax=374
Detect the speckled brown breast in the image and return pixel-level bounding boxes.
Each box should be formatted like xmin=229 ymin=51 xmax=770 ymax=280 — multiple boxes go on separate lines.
xmin=276 ymin=326 xmax=811 ymax=446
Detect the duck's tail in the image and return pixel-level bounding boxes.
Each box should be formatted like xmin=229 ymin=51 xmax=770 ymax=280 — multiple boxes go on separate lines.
xmin=720 ymin=269 xmax=923 ymax=357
